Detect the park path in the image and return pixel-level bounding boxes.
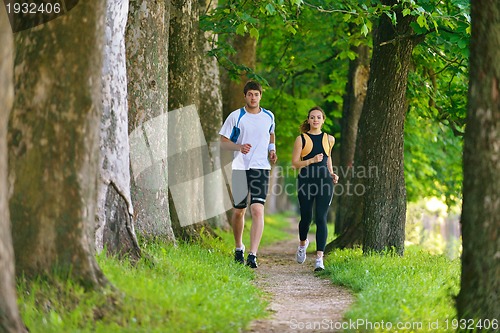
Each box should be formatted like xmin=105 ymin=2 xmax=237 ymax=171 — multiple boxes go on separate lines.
xmin=245 ymin=219 xmax=354 ymax=333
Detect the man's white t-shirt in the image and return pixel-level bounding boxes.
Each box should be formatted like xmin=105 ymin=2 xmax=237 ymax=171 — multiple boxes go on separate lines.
xmin=219 ymin=107 xmax=275 ymax=170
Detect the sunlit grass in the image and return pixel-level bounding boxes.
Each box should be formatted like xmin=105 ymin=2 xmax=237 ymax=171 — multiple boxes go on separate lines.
xmin=17 ymin=214 xmax=463 ymax=333
xmin=322 ymin=246 xmax=460 ymax=332
xmin=18 ymin=236 xmax=268 ymax=333
xmin=216 ymin=211 xmax=292 ymax=249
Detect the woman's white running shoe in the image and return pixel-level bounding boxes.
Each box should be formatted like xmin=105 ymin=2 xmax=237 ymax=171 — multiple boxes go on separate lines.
xmin=314 ymin=257 xmax=325 ymax=271
xmin=296 ymin=239 xmax=309 ymax=264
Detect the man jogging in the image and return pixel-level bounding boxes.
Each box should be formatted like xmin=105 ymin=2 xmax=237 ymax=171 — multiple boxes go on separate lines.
xmin=219 ymin=81 xmax=277 ymax=268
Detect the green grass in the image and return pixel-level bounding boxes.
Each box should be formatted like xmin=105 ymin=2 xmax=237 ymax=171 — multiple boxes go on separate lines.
xmin=18 ymin=236 xmax=268 ymax=333
xmin=216 ymin=211 xmax=292 ymax=248
xmin=17 ymin=213 xmax=292 ymax=333
xmin=16 ymin=215 xmax=463 ymax=333
xmin=322 ymin=246 xmax=461 ymax=332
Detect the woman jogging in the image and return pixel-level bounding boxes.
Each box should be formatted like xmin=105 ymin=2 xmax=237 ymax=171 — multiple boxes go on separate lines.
xmin=291 ymin=106 xmax=338 ymax=271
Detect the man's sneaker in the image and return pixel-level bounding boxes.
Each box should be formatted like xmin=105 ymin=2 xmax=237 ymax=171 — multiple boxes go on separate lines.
xmin=314 ymin=257 xmax=325 ymax=272
xmin=246 ymin=253 xmax=258 ymax=268
xmin=234 ymin=245 xmax=245 ymax=264
xmin=296 ymin=239 xmax=309 ymax=264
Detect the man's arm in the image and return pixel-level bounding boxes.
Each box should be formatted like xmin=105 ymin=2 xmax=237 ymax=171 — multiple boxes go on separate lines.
xmin=220 ymin=135 xmax=251 ymax=154
xmin=268 ymin=133 xmax=277 ymax=164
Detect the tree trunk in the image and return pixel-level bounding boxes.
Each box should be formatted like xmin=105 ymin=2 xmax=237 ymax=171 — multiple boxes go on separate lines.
xmin=198 ymin=0 xmax=230 ymax=231
xmin=334 ymin=43 xmax=370 ymax=235
xmin=457 ymin=0 xmax=499 ymax=319
xmin=219 ymin=34 xmax=257 ymax=223
xmin=0 ymin=9 xmax=28 ymax=333
xmin=266 ymin=166 xmax=279 ymax=214
xmin=326 ymin=8 xmax=418 ymax=255
xmin=126 ymin=0 xmax=175 ymax=242
xmin=358 ymin=4 xmax=418 ymax=255
xmin=221 ymin=34 xmax=257 ymax=118
xmin=9 ymin=1 xmax=107 ymax=288
xmin=168 ymin=0 xmax=217 ymax=240
xmin=97 ymin=0 xmax=141 ymax=261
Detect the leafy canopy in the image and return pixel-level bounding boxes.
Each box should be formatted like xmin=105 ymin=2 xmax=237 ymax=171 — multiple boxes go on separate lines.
xmin=202 ymin=0 xmax=469 ymax=205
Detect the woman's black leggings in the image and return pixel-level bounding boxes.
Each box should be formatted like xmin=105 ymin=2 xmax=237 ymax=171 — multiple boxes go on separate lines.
xmin=297 ymin=176 xmax=333 ymax=252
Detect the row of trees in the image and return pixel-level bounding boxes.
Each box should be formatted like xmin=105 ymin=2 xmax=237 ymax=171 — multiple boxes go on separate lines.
xmin=0 ymin=0 xmax=498 ymax=331
xmin=242 ymin=0 xmax=468 ymax=250
xmin=1 ymin=1 xmax=231 ymax=331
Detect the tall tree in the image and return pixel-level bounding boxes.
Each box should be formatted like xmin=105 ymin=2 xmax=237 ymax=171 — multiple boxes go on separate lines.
xmin=457 ymin=0 xmax=499 ymax=320
xmin=324 ymin=0 xmax=469 ymax=251
xmin=220 ymin=34 xmax=257 ymax=223
xmin=8 ymin=1 xmax=107 ymax=287
xmin=168 ymin=0 xmax=216 ymax=240
xmin=327 ymin=1 xmax=422 ymax=254
xmin=0 ymin=7 xmax=27 ymax=333
xmin=221 ymin=34 xmax=257 ymax=118
xmin=97 ymin=0 xmax=141 ymax=260
xmin=199 ymin=0 xmax=230 ymax=230
xmin=126 ymin=0 xmax=175 ymax=242
xmin=335 ymin=43 xmax=370 ymax=234
xmin=352 ymin=1 xmax=421 ymax=255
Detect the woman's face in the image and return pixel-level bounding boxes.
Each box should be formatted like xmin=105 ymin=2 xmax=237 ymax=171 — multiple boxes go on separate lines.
xmin=308 ymin=109 xmax=325 ymax=130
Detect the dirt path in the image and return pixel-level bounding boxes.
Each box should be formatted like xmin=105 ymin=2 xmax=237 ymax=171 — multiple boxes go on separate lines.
xmin=246 ymin=220 xmax=354 ymax=333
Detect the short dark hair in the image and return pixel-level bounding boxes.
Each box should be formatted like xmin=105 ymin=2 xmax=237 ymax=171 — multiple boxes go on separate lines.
xmin=244 ymin=81 xmax=262 ymax=95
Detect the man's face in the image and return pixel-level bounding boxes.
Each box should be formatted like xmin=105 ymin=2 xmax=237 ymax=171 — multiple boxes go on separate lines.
xmin=244 ymin=89 xmax=261 ymax=108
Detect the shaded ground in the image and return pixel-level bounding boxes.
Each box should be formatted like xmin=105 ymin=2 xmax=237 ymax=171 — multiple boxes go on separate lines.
xmin=246 ymin=220 xmax=354 ymax=333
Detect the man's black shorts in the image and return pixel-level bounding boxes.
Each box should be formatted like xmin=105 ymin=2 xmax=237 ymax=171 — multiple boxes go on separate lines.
xmin=231 ymin=169 xmax=270 ymax=209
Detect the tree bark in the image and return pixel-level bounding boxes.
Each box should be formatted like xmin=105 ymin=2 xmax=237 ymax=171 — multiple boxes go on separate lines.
xmin=457 ymin=0 xmax=499 ymax=320
xmin=126 ymin=0 xmax=175 ymax=242
xmin=219 ymin=34 xmax=257 ymax=223
xmin=8 ymin=1 xmax=107 ymax=288
xmin=334 ymin=43 xmax=370 ymax=235
xmin=0 ymin=8 xmax=28 ymax=333
xmin=326 ymin=7 xmax=418 ymax=255
xmin=358 ymin=3 xmax=418 ymax=255
xmin=97 ymin=0 xmax=141 ymax=261
xmin=221 ymin=34 xmax=257 ymax=118
xmin=198 ymin=0 xmax=230 ymax=231
xmin=168 ymin=0 xmax=216 ymax=240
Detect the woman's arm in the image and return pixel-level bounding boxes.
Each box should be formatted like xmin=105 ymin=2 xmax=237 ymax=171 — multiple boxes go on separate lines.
xmin=292 ymin=136 xmax=323 ymax=169
xmin=327 ymin=135 xmax=339 ymax=183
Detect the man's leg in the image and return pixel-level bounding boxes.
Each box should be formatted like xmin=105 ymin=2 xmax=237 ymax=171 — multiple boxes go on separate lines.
xmin=247 ymin=169 xmax=270 ymax=256
xmin=232 ymin=207 xmax=246 ymax=249
xmin=249 ymin=203 xmax=264 ymax=254
xmin=231 ymin=169 xmax=248 ymax=250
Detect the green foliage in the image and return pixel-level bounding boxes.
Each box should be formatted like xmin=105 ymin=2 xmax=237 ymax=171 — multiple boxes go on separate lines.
xmin=18 ymin=239 xmax=267 ymax=332
xmin=200 ymin=0 xmax=303 ymax=81
xmin=404 ymin=111 xmax=463 ymax=206
xmin=404 ymin=0 xmax=469 ymax=206
xmin=323 ymin=246 xmax=460 ymax=331
xmin=256 ymin=3 xmax=350 ymax=161
xmin=203 ymin=0 xmax=470 ymax=203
